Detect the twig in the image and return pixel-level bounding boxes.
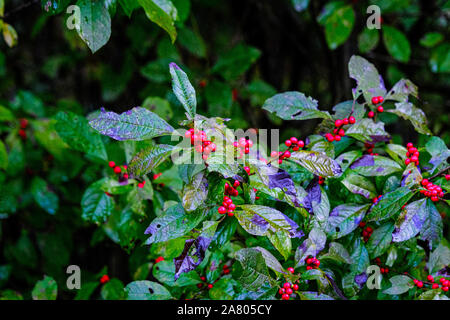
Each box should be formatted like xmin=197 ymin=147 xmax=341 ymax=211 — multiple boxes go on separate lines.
xmin=429 ymin=165 xmax=450 ymax=180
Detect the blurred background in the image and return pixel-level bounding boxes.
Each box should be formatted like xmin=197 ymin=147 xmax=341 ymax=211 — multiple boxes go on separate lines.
xmin=0 ymin=0 xmax=449 ymax=299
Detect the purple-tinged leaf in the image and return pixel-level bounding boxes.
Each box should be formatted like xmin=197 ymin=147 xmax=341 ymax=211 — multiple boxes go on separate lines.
xmin=392 ymin=199 xmax=428 ymax=243
xmin=350 ymin=155 xmax=402 ymax=176
xmin=325 ymin=204 xmax=370 ymax=239
xmin=268 ymin=169 xmax=297 ymax=197
xmin=420 ymin=200 xmax=443 ymax=250
xmin=295 ymin=228 xmax=326 ymax=267
xmin=89 ymin=107 xmax=174 ymax=141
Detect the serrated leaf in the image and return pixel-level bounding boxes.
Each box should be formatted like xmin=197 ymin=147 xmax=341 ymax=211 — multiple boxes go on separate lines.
xmin=366 ymin=187 xmax=415 ymax=221
xmin=81 ymin=179 xmax=114 ymax=223
xmin=89 ymin=107 xmax=174 ymax=141
xmin=125 ymin=281 xmax=172 ymax=300
xmin=348 ymin=55 xmax=386 ymax=101
xmin=169 ymin=63 xmax=196 ymax=118
xmin=234 ymin=248 xmax=277 ymax=291
xmin=350 ymin=155 xmax=402 ymax=177
xmin=76 ymin=0 xmax=111 ymax=53
xmin=325 ymin=204 xmax=370 ymax=239
xmin=138 ymin=0 xmax=177 ymax=42
xmin=392 ymin=198 xmax=428 ymax=243
xmin=383 ymin=275 xmax=414 ymax=295
xmin=366 ymin=222 xmax=395 ymax=258
xmin=289 ymin=150 xmax=342 ymax=178
xmin=144 ymin=204 xmax=205 ymax=244
xmin=387 ymin=102 xmax=431 ymax=135
xmin=55 ymin=111 xmax=107 ymax=161
xmin=263 ymin=92 xmax=331 ymax=121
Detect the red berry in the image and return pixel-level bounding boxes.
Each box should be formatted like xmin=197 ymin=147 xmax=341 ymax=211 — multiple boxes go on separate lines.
xmin=405 ymin=159 xmax=411 ymax=165
xmin=368 ymin=111 xmax=375 ymax=118
xmin=279 ymin=288 xmax=285 ymax=295
xmin=442 ymin=287 xmax=449 ymax=292
xmin=281 ymin=294 xmax=290 ymax=300
xmin=406 ymin=143 xmax=414 ymax=148
xmin=339 ymin=129 xmax=345 ymax=136
xmin=290 ymin=137 xmax=298 ymax=144
xmin=371 ymin=97 xmax=379 ymax=105
xmin=218 ymin=206 xmax=227 ymax=214
xmin=431 ymin=196 xmax=439 ymax=202
xmin=227 ymin=212 xmax=234 ymax=217
xmin=244 ymin=166 xmax=250 ymax=174
xmin=155 ymin=256 xmax=164 ymax=263
xmin=432 ymin=283 xmax=439 ymax=289
xmin=377 ymin=106 xmax=384 ymax=113
xmin=114 ymin=166 xmax=122 ymax=174
xmin=20 ymin=118 xmax=28 ymax=129
xmin=349 ymin=116 xmax=356 ymax=124
xmin=283 ymin=151 xmax=291 ymax=158
xmin=326 ymin=134 xmax=334 ymax=142
xmin=286 ymin=288 xmax=293 ymax=295
xmin=223 ymin=269 xmax=230 ymax=275
xmin=197 ymin=283 xmax=203 ymax=288
xmin=343 ymin=118 xmax=349 ymax=125
xmin=335 ymin=119 xmax=343 ymax=128
xmin=108 ymin=161 xmax=115 ymax=168
xmin=427 ymin=275 xmax=434 ymax=282
xmin=334 ymin=135 xmax=341 ymax=142
xmin=417 ymin=281 xmax=423 ymax=288
xmin=100 ymin=275 xmax=110 ymax=284
xmin=297 ymin=140 xmax=305 ymax=148
xmin=283 ymin=283 xmax=291 ymax=289
xmin=287 ymin=267 xmax=295 ymax=274
xmin=285 ymin=140 xmax=292 ymax=147
xmin=123 ymin=173 xmax=129 ymax=179
xmin=445 ymin=175 xmax=450 ymax=181
xmin=293 ymin=284 xmax=299 ymax=291
xmin=378 ymin=96 xmax=384 ymax=103
xmin=200 ymin=276 xmax=206 ymax=281
xmin=270 ymin=151 xmax=278 ymax=158
xmin=228 ymin=203 xmax=236 ymax=211
xmin=421 ymin=179 xmax=429 ymax=186
xmin=207 ymin=284 xmax=213 ymax=289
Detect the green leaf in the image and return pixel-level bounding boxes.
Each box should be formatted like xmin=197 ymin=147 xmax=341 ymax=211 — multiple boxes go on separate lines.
xmin=55 ymin=111 xmax=107 ymax=161
xmin=209 ymin=278 xmax=236 ymax=300
xmin=2 ymin=23 xmax=18 ymax=48
xmin=138 ymin=0 xmax=177 ymax=42
xmin=81 ymin=179 xmax=114 ymax=223
xmin=31 ymin=177 xmax=59 ymax=215
xmin=169 ymin=63 xmax=196 ymax=118
xmin=289 ymin=150 xmax=342 ymax=178
xmin=125 ymin=281 xmax=172 ymax=300
xmin=427 ymin=243 xmax=450 ymax=274
xmin=267 ymin=231 xmax=292 ymax=261
xmin=366 ymin=187 xmax=415 ymax=222
xmin=32 ymin=120 xmax=70 ymax=161
xmin=350 ymin=238 xmax=370 ymax=274
xmin=425 ymin=137 xmax=450 ymax=174
xmin=128 ymin=144 xmax=174 ymax=177
xmin=382 ymin=25 xmax=411 ymax=63
xmin=212 ymin=44 xmax=261 ymax=80
xmin=76 ymin=0 xmax=111 ymax=53
xmin=358 ymin=28 xmax=379 ymax=53
xmin=319 ymin=3 xmax=355 ymax=50
xmin=182 ymin=171 xmax=208 ymax=212
xmin=145 ymin=204 xmax=205 ymax=244
xmin=119 ymin=0 xmax=140 ymax=17
xmin=295 ymin=228 xmax=327 ymax=266
xmin=253 ymin=247 xmax=286 ymax=275
xmin=420 ymin=200 xmax=443 ymax=250
xmin=142 ymin=96 xmax=173 ymax=121
xmin=392 ymin=198 xmax=428 ymax=243
xmin=234 ymin=248 xmax=276 ymax=291
xmin=350 ymin=155 xmax=402 ymax=177
xmin=345 ymin=118 xmax=389 ymax=142
xmin=0 ymin=140 xmax=7 ymax=170
xmin=321 ymin=242 xmax=352 ymax=264
xmin=387 ymin=102 xmax=432 ymax=135
xmin=325 ymin=204 xmax=370 ymax=239
xmin=386 ymin=79 xmax=418 ymax=102
xmin=101 ymin=278 xmax=125 ymax=300
xmin=178 ymin=27 xmax=206 ymax=58
xmin=342 ymin=172 xmax=377 ymax=199
xmin=366 ymin=222 xmax=395 ymax=258
xmin=262 ymin=92 xmax=331 ymax=121
xmin=383 ymin=275 xmax=414 ymax=295
xmin=429 ymin=43 xmax=450 ymax=73
xmin=0 ymin=105 xmax=14 ymax=121
xmin=420 ymin=32 xmax=443 ymax=48
xmin=236 ymin=205 xmax=302 ymax=238
xmin=348 ymin=55 xmax=386 ymax=101
xmin=89 ymin=107 xmax=174 ymax=141
xmin=32 ymin=276 xmax=57 ymax=300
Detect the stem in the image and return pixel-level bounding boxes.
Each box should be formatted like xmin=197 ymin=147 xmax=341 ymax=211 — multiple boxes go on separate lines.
xmin=428 ymin=166 xmax=450 ymax=180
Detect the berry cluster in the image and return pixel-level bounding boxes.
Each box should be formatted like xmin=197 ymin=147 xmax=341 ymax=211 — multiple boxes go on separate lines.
xmin=99 ymin=274 xmax=110 ymax=284
xmin=374 ymin=258 xmax=389 ymax=274
xmin=368 ymin=96 xmax=384 ymax=118
xmin=223 ymin=264 xmax=231 ymax=275
xmin=278 ymin=282 xmax=299 ymax=300
xmin=18 ymin=118 xmax=28 ymax=139
xmin=109 ymin=161 xmax=130 ymax=180
xmin=185 ymin=128 xmax=216 ymax=161
xmin=364 ymin=142 xmax=378 ymax=156
xmin=218 ymin=181 xmax=240 ymax=217
xmin=404 ymin=142 xmax=420 ymax=166
xmin=155 ymin=256 xmax=164 ymax=264
xmin=325 ymin=117 xmax=356 ymax=142
xmin=306 ymin=256 xmax=320 ymax=270
xmin=359 ymin=222 xmax=373 ymax=242
xmin=233 ymin=137 xmax=253 ymax=159
xmin=197 ymin=276 xmax=214 ymax=290
xmin=270 ymin=136 xmax=305 ymax=165
xmin=420 ymin=179 xmax=444 ymax=202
